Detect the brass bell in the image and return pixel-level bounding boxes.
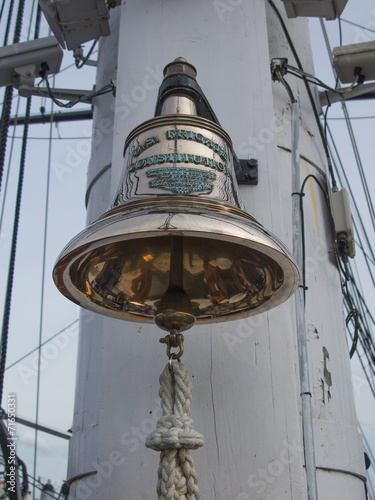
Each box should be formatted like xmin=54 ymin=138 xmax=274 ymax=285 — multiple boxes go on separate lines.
xmin=53 ymin=58 xmax=299 ymax=332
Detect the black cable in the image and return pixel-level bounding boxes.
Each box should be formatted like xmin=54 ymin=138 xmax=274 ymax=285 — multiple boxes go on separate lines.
xmin=42 ymin=71 xmax=115 ymax=108
xmin=267 ymin=0 xmax=337 ymax=188
xmin=75 ymin=39 xmax=98 ymax=69
xmin=323 ymin=99 xmax=330 ymax=143
xmin=343 ymin=288 xmax=375 ymax=378
xmin=343 ymin=266 xmax=375 ymax=374
xmin=298 ymin=174 xmax=335 ymax=300
xmin=346 ymin=309 xmax=359 ymax=358
xmin=285 ymin=66 xmax=356 ymax=94
xmin=2 ymin=0 xmax=15 ymax=46
xmin=16 ymin=456 xmax=28 ymax=498
xmin=286 ymin=67 xmax=361 ymax=95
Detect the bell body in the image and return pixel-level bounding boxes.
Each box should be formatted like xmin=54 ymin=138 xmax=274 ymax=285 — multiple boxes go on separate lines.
xmin=53 ymin=73 xmax=299 ymax=327
xmin=115 ymin=112 xmax=241 ymax=206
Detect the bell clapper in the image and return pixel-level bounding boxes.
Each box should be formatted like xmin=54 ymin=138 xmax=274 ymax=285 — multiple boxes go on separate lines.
xmin=154 ymin=236 xmax=196 ymax=333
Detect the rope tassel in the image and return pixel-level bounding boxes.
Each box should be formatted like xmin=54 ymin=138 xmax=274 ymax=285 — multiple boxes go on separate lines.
xmin=146 ymin=362 xmax=204 ymax=499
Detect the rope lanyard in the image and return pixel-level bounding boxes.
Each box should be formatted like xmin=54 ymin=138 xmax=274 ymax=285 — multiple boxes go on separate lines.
xmin=146 ymin=334 xmax=203 ymax=499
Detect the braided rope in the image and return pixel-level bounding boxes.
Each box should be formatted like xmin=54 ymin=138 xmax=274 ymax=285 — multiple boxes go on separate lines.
xmin=146 ymin=363 xmax=203 ymax=499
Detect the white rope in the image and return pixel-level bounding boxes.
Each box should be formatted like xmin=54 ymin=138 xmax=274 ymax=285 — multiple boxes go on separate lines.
xmin=146 ymin=362 xmax=204 ymax=500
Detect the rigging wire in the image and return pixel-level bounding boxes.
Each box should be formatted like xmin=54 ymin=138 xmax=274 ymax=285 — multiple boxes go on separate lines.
xmin=0 ymin=5 xmax=42 ymax=496
xmin=328 ymin=139 xmax=375 ymax=389
xmin=340 ymin=105 xmax=375 ymax=235
xmin=4 ymin=318 xmax=78 ymax=371
xmin=327 ymin=116 xmax=375 ymax=120
xmin=340 ymin=18 xmax=375 ymax=35
xmin=0 ymin=0 xmax=22 ymax=198
xmin=354 ymin=240 xmax=375 ymax=268
xmin=0 ymin=0 xmax=28 ymax=408
xmin=327 ymin=125 xmax=375 ymax=271
xmin=0 ymin=96 xmax=31 ymax=407
xmin=319 ymin=19 xmax=375 ymax=237
xmin=0 ymin=95 xmax=21 ymax=233
xmin=33 ymin=11 xmax=51 ymax=490
xmin=25 ymin=0 xmax=37 ymax=41
xmin=10 ymin=135 xmax=94 ymax=140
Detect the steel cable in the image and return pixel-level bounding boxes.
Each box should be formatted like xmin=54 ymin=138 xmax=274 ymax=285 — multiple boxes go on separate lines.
xmin=0 ymin=0 xmax=24 ymax=198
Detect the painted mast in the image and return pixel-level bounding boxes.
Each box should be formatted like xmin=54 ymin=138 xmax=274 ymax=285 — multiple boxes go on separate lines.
xmin=66 ymin=1 xmax=366 ymax=498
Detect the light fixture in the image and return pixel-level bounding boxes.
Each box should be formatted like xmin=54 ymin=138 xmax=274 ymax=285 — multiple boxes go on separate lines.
xmin=53 ymin=58 xmax=299 ymax=333
xmin=333 ymin=40 xmax=375 ymax=84
xmin=39 ymin=0 xmax=111 ymax=50
xmin=281 ymin=0 xmax=348 ymax=20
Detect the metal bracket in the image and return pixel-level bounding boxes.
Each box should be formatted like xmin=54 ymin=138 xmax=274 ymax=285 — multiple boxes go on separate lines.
xmin=319 ymin=81 xmax=375 ymax=107
xmin=17 ymin=85 xmax=94 ymax=100
xmin=271 ymin=57 xmax=288 ymax=81
xmin=236 ymin=158 xmax=258 ymax=185
xmin=155 ymin=66 xmax=258 ymax=186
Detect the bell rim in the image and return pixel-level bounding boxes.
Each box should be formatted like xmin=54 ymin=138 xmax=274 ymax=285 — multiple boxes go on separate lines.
xmin=53 ymin=203 xmax=300 ymax=324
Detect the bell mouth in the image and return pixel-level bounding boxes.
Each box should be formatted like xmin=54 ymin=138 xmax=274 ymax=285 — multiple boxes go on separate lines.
xmin=53 ymin=200 xmax=299 ymax=325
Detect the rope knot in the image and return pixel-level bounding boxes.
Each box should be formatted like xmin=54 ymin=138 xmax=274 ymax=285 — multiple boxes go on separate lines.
xmin=146 ymin=362 xmax=203 ymax=499
xmin=146 ymin=413 xmax=204 ymax=451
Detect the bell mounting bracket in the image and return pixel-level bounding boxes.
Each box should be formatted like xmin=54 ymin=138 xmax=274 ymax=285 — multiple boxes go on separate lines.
xmin=155 ymin=71 xmax=258 ymax=185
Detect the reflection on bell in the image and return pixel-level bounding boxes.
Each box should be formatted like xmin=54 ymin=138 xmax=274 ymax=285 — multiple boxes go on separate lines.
xmin=53 ymin=57 xmax=300 ymax=332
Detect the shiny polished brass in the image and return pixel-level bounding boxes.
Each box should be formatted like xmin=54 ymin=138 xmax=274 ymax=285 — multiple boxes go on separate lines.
xmin=159 ymin=333 xmax=184 ymax=360
xmin=53 ymin=58 xmax=300 ymax=330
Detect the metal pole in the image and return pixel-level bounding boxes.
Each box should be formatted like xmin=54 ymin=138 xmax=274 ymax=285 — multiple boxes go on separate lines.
xmin=291 ymin=100 xmax=318 ymax=500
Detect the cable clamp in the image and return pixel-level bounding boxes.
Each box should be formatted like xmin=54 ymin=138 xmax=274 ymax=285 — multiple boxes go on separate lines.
xmin=291 ymin=191 xmax=305 ymax=197
xmin=271 ymin=58 xmax=288 ymax=81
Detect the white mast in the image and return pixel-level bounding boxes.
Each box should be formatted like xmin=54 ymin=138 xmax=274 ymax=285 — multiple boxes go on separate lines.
xmin=66 ymin=1 xmax=366 ymax=498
